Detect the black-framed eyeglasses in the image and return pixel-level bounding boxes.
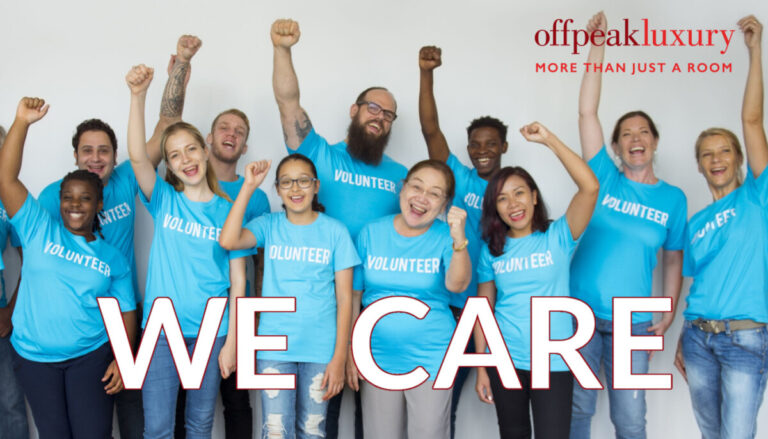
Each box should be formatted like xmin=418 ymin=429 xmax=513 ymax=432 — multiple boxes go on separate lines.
xmin=276 ymin=176 xmax=318 ymax=190
xmin=356 ymin=101 xmax=397 ymax=122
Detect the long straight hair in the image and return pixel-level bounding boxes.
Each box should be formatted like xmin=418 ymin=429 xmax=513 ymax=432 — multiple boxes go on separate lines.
xmin=480 ymin=166 xmax=550 ymax=257
xmin=160 ymin=122 xmax=230 ymax=201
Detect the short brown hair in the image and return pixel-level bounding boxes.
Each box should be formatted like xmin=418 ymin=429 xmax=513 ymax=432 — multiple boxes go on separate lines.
xmin=211 ymin=109 xmax=250 ymax=141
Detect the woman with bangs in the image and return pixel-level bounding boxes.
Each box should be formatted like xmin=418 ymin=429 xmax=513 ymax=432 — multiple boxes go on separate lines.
xmin=346 ymin=159 xmax=471 ymax=439
xmin=474 ymin=122 xmax=599 ymax=439
xmin=125 ymin=64 xmax=247 ymax=439
xmin=675 ymin=16 xmax=768 ymax=439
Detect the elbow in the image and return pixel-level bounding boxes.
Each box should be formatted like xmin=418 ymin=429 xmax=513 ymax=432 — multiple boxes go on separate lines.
xmin=446 ymin=276 xmax=471 ymax=294
xmin=584 ymin=177 xmax=600 ymax=200
xmin=742 ymin=111 xmax=763 ymax=126
xmin=219 ymin=235 xmax=236 ymax=251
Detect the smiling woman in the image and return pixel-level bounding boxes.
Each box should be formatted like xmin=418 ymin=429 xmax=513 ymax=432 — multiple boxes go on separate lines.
xmin=0 ymin=97 xmax=137 ymax=439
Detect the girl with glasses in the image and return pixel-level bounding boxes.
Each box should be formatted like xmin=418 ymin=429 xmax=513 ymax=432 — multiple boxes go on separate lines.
xmin=220 ymin=153 xmax=360 ymax=438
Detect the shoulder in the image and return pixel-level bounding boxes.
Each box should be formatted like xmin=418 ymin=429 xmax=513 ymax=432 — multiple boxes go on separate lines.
xmin=39 ymin=179 xmax=63 ymax=200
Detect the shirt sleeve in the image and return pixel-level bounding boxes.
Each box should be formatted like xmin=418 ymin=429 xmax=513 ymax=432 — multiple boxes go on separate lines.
xmin=110 ymin=254 xmax=137 ymax=312
xmin=332 ymin=221 xmax=361 ymax=272
xmin=115 ymin=161 xmax=140 ymax=195
xmin=139 ymin=173 xmax=170 ymax=218
xmin=476 ymin=244 xmax=495 ymax=284
xmin=37 ymin=181 xmax=62 ymax=222
xmin=9 ymin=228 xmax=21 ymax=248
xmin=663 ymin=188 xmax=688 ymax=251
xmin=552 ymin=216 xmax=578 ymax=255
xmin=9 ymin=194 xmax=53 ymax=248
xmin=682 ymin=222 xmax=694 ymax=277
xmin=294 ymin=129 xmax=325 ymax=162
xmin=353 ymin=227 xmax=370 ymax=291
xmin=588 ymin=146 xmax=619 ymax=183
xmin=747 ymin=166 xmax=768 ymax=208
xmin=447 ymin=154 xmax=472 ymax=187
xmin=244 ymin=214 xmax=271 ymax=249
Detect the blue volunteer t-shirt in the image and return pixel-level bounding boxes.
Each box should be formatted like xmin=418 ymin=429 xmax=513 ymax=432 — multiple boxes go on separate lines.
xmin=0 ymin=200 xmax=21 ymax=307
xmin=246 ymin=212 xmax=359 ymax=364
xmin=39 ymin=161 xmax=141 ymax=304
xmin=293 ymin=129 xmax=407 ymax=240
xmin=477 ymin=217 xmax=577 ymax=372
xmin=683 ymin=170 xmax=768 ymax=323
xmin=140 ymin=177 xmax=248 ymax=337
xmin=570 ymin=146 xmax=687 ymax=323
xmin=446 ymin=153 xmax=488 ymax=308
xmin=10 ymin=194 xmax=135 ymax=362
xmin=354 ymin=215 xmax=456 ymax=378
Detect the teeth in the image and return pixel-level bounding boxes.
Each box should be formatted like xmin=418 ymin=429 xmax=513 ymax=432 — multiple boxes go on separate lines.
xmin=477 ymin=158 xmax=490 ymax=164
xmin=509 ymin=210 xmax=524 ymax=220
xmin=412 ymin=205 xmax=426 ymax=214
xmin=630 ymin=147 xmax=644 ymax=153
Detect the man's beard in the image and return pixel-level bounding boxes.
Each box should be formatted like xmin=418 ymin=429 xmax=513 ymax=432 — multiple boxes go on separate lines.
xmin=346 ymin=119 xmax=391 ymax=166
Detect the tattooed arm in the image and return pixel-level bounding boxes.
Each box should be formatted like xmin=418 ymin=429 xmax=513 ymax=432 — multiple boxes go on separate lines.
xmin=146 ymin=35 xmax=202 ymax=166
xmin=271 ymin=19 xmax=312 ymax=150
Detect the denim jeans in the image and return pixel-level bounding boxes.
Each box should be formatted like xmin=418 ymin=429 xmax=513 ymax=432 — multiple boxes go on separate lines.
xmin=570 ymin=318 xmax=651 ymax=439
xmin=0 ymin=335 xmax=29 ymax=439
xmin=682 ymin=320 xmax=768 ymax=439
xmin=257 ymin=359 xmax=329 ymax=439
xmin=143 ymin=335 xmax=225 ymax=439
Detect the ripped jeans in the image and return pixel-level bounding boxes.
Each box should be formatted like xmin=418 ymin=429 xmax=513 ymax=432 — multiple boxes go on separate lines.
xmin=258 ymin=360 xmax=329 ymax=439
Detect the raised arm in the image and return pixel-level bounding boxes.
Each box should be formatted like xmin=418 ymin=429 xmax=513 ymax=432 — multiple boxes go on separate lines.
xmin=520 ymin=122 xmax=599 ymax=240
xmin=219 ymin=161 xmax=271 ymax=250
xmin=419 ymin=46 xmax=450 ymax=162
xmin=271 ymin=19 xmax=312 ymax=150
xmin=146 ymin=35 xmax=203 ymax=167
xmin=578 ymin=11 xmax=607 ymax=160
xmin=0 ymin=98 xmax=49 ymax=216
xmin=445 ymin=206 xmax=471 ymax=293
xmin=126 ymin=65 xmax=157 ymax=199
xmin=739 ymin=15 xmax=768 ymax=178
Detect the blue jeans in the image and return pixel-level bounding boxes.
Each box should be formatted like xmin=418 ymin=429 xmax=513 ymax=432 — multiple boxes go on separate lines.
xmin=258 ymin=359 xmax=329 ymax=439
xmin=570 ymin=318 xmax=651 ymax=439
xmin=143 ymin=335 xmax=225 ymax=439
xmin=682 ymin=320 xmax=768 ymax=439
xmin=0 ymin=335 xmax=29 ymax=439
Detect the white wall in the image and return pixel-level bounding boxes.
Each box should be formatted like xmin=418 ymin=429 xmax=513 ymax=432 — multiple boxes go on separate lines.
xmin=2 ymin=0 xmax=768 ymax=437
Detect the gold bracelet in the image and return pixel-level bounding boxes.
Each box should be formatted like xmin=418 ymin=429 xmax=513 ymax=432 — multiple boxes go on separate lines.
xmin=453 ymin=239 xmax=469 ymax=252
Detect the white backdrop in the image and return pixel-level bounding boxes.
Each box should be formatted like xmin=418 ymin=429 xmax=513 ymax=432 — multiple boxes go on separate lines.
xmin=2 ymin=0 xmax=768 ymax=437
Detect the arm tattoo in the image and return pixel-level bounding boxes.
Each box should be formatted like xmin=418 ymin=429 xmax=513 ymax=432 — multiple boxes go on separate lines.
xmin=293 ymin=111 xmax=313 ymax=143
xmin=160 ymin=61 xmax=190 ymax=118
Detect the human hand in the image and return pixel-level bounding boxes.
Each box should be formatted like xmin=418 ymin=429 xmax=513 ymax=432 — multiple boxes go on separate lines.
xmin=446 ymin=206 xmax=467 ymax=247
xmin=419 ymin=46 xmax=442 ymax=71
xmin=126 ymin=64 xmax=154 ymax=95
xmin=176 ymin=34 xmax=202 ymax=64
xmin=218 ymin=340 xmax=237 ymax=379
xmin=102 ymin=360 xmax=124 ymax=394
xmin=15 ymin=97 xmax=49 ymax=125
xmin=271 ymin=19 xmax=301 ymax=49
xmin=322 ymin=355 xmax=345 ymax=400
xmin=738 ymin=15 xmax=763 ymax=50
xmin=475 ymin=367 xmax=494 ymax=404
xmin=244 ymin=160 xmax=272 ymax=189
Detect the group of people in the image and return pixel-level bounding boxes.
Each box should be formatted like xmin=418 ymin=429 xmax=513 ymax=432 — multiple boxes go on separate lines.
xmin=0 ymin=11 xmax=765 ymax=439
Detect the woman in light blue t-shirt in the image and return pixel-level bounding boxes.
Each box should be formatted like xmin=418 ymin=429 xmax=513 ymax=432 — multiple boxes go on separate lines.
xmin=220 ymin=154 xmax=359 ymax=439
xmin=675 ymin=16 xmax=768 ymax=439
xmin=126 ymin=65 xmax=247 ymax=439
xmin=0 ymin=97 xmax=137 ymax=438
xmin=475 ymin=122 xmax=599 ymax=439
xmin=347 ymin=159 xmax=472 ymax=439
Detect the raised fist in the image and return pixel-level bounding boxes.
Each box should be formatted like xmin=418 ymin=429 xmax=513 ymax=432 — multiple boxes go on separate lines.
xmin=738 ymin=15 xmax=763 ymax=50
xmin=176 ymin=35 xmax=202 ymax=64
xmin=244 ymin=160 xmax=272 ymax=188
xmin=271 ymin=19 xmax=301 ymax=49
xmin=586 ymin=11 xmax=607 ymax=34
xmin=446 ymin=206 xmax=467 ymax=244
xmin=519 ymin=122 xmax=553 ymax=145
xmin=126 ymin=64 xmax=154 ymax=95
xmin=16 ymin=97 xmax=49 ymax=124
xmin=419 ymin=46 xmax=442 ymax=71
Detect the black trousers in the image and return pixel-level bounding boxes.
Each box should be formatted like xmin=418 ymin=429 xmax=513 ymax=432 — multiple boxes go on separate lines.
xmin=487 ymin=368 xmax=573 ymax=439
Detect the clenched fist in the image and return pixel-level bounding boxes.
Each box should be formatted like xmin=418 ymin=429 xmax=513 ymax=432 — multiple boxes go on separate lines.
xmin=446 ymin=206 xmax=467 ymax=247
xmin=176 ymin=34 xmax=202 ymax=64
xmin=126 ymin=64 xmax=154 ymax=95
xmin=419 ymin=46 xmax=442 ymax=71
xmin=244 ymin=160 xmax=272 ymax=189
xmin=271 ymin=19 xmax=300 ymax=49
